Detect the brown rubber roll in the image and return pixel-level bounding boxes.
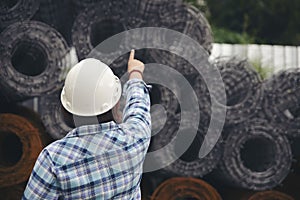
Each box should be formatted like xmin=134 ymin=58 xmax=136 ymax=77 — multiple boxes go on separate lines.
xmin=248 ymin=191 xmax=294 ymax=200
xmin=0 ymin=104 xmax=53 ymax=146
xmin=0 ymin=182 xmax=27 ymax=200
xmin=0 ymin=113 xmax=43 ymax=188
xmin=151 ymin=177 xmax=222 ymax=200
xmin=141 ymin=173 xmax=166 ymax=200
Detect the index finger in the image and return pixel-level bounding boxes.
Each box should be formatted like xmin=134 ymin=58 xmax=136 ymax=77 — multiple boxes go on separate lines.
xmin=129 ymin=49 xmax=135 ymax=61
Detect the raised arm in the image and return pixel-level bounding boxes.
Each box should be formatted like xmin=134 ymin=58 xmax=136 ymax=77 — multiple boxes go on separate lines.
xmin=122 ymin=50 xmax=151 ymax=138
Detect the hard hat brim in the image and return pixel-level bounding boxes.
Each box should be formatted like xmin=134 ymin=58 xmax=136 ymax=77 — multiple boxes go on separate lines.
xmin=60 ymin=85 xmax=122 ymax=117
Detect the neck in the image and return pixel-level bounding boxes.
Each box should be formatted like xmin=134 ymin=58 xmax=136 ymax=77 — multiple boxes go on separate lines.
xmin=72 ymin=111 xmax=115 ymax=127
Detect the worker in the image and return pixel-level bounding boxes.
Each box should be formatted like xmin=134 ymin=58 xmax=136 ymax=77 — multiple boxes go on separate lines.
xmin=22 ymin=50 xmax=151 ymax=199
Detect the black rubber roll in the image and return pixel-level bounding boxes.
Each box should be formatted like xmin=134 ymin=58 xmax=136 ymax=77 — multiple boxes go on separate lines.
xmin=71 ymin=0 xmax=134 ymax=29
xmin=72 ymin=3 xmax=130 ymax=77
xmin=71 ymin=2 xmax=130 ymax=60
xmin=0 ymin=0 xmax=39 ymax=30
xmin=211 ymin=57 xmax=263 ymax=125
xmin=38 ymin=92 xmax=74 ymax=140
xmin=148 ymin=3 xmax=213 ymax=75
xmin=215 ymin=118 xmax=292 ymax=190
xmin=72 ymin=0 xmax=129 ymax=9
xmin=136 ymin=0 xmax=182 ymax=20
xmin=150 ymin=84 xmax=179 ymax=115
xmin=0 ymin=113 xmax=43 ymax=188
xmin=71 ymin=0 xmax=103 ymax=8
xmin=0 ymin=21 xmax=72 ymax=102
xmin=150 ymin=113 xmax=222 ymax=177
xmin=147 ymin=72 xmax=216 ymax=177
xmin=263 ymin=68 xmax=300 ymax=138
xmin=33 ymin=0 xmax=75 ymax=45
xmin=192 ymin=73 xmax=214 ymax=135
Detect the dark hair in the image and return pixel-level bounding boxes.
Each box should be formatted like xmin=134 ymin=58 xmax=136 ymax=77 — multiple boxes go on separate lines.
xmin=96 ymin=110 xmax=114 ymax=123
xmin=62 ymin=106 xmax=115 ymax=127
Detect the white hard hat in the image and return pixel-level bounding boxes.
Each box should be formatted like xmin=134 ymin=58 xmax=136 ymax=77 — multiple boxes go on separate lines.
xmin=60 ymin=58 xmax=121 ymax=116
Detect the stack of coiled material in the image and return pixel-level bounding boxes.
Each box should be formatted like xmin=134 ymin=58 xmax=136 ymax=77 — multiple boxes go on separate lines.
xmin=211 ymin=57 xmax=263 ymax=125
xmin=214 ymin=118 xmax=292 ymax=190
xmin=263 ymin=68 xmax=300 ymax=138
xmin=0 ymin=21 xmax=72 ymax=102
xmin=0 ymin=0 xmax=39 ymax=30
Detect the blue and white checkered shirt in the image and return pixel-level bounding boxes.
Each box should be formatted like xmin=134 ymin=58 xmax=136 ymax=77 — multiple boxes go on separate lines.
xmin=23 ymin=79 xmax=151 ymax=200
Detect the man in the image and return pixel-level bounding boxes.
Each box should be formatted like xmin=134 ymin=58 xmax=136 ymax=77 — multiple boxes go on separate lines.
xmin=23 ymin=50 xmax=151 ymax=199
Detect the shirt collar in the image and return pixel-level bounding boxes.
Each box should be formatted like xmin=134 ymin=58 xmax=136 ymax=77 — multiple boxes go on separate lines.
xmin=66 ymin=121 xmax=119 ymax=138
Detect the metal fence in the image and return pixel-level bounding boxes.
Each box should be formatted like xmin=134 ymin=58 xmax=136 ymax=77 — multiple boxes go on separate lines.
xmin=210 ymin=43 xmax=300 ymax=77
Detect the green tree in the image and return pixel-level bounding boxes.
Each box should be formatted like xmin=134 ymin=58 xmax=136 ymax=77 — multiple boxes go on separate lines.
xmin=205 ymin=0 xmax=300 ymax=45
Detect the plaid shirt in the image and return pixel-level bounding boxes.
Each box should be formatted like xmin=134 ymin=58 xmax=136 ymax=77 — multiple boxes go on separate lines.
xmin=23 ymin=79 xmax=151 ymax=200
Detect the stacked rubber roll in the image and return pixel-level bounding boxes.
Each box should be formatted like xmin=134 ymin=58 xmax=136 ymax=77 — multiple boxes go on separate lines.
xmin=146 ymin=70 xmax=219 ymax=177
xmin=211 ymin=58 xmax=263 ymax=125
xmin=148 ymin=114 xmax=179 ymax=152
xmin=72 ymin=1 xmax=128 ymax=62
xmin=219 ymin=188 xmax=295 ymax=200
xmin=135 ymin=0 xmax=182 ymax=21
xmin=263 ymin=68 xmax=300 ymax=138
xmin=71 ymin=0 xmax=102 ymax=7
xmin=72 ymin=0 xmax=128 ymax=11
xmin=0 ymin=0 xmax=39 ymax=30
xmin=150 ymin=113 xmax=222 ymax=177
xmin=192 ymin=73 xmax=214 ymax=134
xmin=71 ymin=0 xmax=133 ymax=32
xmin=150 ymin=84 xmax=179 ymax=114
xmin=0 ymin=113 xmax=43 ymax=188
xmin=151 ymin=177 xmax=222 ymax=200
xmin=144 ymin=84 xmax=179 ymax=151
xmin=248 ymin=191 xmax=294 ymax=200
xmin=148 ymin=3 xmax=213 ymax=75
xmin=0 ymin=21 xmax=72 ymax=102
xmin=159 ymin=3 xmax=212 ymax=54
xmin=214 ymin=118 xmax=292 ymax=190
xmin=33 ymin=0 xmax=75 ymax=45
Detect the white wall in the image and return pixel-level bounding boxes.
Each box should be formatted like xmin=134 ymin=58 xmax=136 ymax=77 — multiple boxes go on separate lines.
xmin=210 ymin=43 xmax=300 ymax=77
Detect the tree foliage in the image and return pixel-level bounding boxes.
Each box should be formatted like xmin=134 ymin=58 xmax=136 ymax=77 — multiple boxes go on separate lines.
xmin=205 ymin=0 xmax=300 ymax=45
